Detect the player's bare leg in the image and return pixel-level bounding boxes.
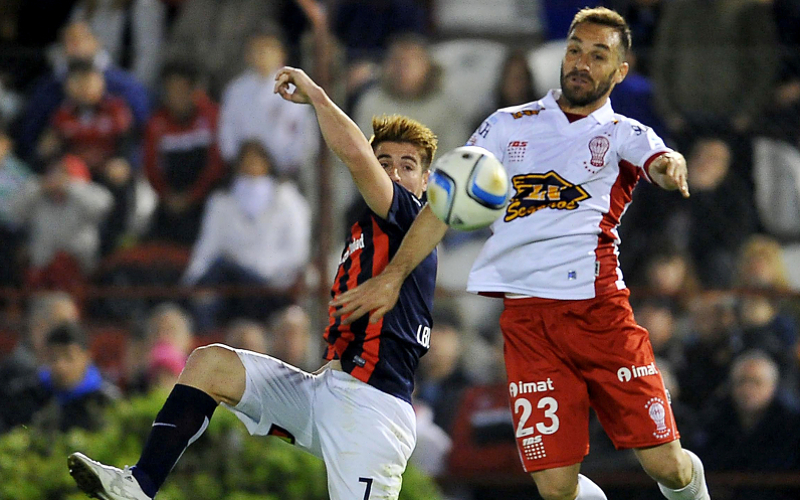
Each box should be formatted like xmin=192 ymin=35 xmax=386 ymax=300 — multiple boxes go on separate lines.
xmin=530 ymin=463 xmax=607 ymax=500
xmin=177 ymin=343 xmax=247 ymax=405
xmin=635 ymin=440 xmax=710 ymax=499
xmin=70 ymin=344 xmax=246 ymax=500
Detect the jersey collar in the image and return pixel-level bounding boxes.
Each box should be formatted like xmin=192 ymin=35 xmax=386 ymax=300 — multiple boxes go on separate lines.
xmin=543 ymin=89 xmax=615 ymax=125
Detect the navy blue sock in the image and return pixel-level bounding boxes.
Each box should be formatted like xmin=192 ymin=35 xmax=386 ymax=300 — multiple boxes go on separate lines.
xmin=131 ymin=384 xmax=217 ymax=498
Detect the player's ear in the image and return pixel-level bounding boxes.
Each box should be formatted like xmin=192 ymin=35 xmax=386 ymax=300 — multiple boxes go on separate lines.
xmin=615 ymin=61 xmax=629 ymax=84
xmin=421 ymin=169 xmax=430 ymax=192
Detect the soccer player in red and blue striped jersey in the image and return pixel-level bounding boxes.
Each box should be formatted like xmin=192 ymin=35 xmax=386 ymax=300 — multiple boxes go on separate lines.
xmin=67 ymin=67 xmax=438 ymax=500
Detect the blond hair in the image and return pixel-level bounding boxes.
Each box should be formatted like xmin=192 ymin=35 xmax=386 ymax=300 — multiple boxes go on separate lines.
xmin=736 ymin=235 xmax=790 ymax=290
xmin=569 ymin=7 xmax=632 ymax=59
xmin=369 ymin=115 xmax=438 ymax=170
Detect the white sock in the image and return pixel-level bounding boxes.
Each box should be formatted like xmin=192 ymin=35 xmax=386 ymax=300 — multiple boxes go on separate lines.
xmin=658 ymin=449 xmax=711 ymax=500
xmin=576 ymin=474 xmax=608 ymax=500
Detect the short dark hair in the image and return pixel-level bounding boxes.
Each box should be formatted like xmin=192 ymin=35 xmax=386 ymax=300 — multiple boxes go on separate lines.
xmin=160 ymin=60 xmax=200 ymax=85
xmin=568 ymin=7 xmax=632 ymax=59
xmin=66 ymin=58 xmax=100 ymax=77
xmin=46 ymin=322 xmax=88 ymax=349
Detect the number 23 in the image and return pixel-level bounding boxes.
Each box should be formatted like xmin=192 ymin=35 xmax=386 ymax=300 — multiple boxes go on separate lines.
xmin=514 ymin=396 xmax=560 ymax=438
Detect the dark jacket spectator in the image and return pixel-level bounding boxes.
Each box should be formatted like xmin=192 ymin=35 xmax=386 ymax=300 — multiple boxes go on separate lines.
xmin=18 ymin=21 xmax=149 ymax=160
xmin=652 ymin=0 xmax=778 ymax=136
xmin=333 ymin=0 xmax=427 ymax=61
xmin=698 ymin=351 xmax=800 ymax=500
xmin=685 ymin=137 xmax=758 ymax=287
xmin=144 ymin=62 xmax=224 ymax=244
xmin=33 ymin=322 xmax=120 ymax=432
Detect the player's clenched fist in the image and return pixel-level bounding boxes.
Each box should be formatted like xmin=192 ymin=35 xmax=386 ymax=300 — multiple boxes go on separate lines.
xmin=273 ymin=66 xmax=321 ymax=105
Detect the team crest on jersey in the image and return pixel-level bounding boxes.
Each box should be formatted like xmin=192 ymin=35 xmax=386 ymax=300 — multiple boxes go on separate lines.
xmin=504 ymin=171 xmax=590 ymax=222
xmin=506 ymin=141 xmax=528 ymax=162
xmin=586 ymin=136 xmax=610 ymax=172
xmin=645 ymin=397 xmax=671 ymax=439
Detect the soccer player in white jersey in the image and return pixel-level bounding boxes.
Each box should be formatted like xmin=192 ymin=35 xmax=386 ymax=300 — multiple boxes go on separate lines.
xmin=331 ymin=7 xmax=712 ymax=500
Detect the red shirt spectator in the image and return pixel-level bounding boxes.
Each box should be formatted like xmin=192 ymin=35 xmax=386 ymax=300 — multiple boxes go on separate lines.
xmin=50 ymin=96 xmax=133 ymax=174
xmin=143 ymin=61 xmax=225 ymax=244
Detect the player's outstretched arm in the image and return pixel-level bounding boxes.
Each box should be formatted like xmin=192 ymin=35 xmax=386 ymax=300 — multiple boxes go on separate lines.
xmin=274 ymin=66 xmax=394 ymax=218
xmin=331 ymin=204 xmax=448 ymax=324
xmin=648 ymin=151 xmax=690 ymax=198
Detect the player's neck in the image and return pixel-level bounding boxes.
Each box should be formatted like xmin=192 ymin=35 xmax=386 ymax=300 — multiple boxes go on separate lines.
xmin=556 ymin=94 xmax=609 ymax=117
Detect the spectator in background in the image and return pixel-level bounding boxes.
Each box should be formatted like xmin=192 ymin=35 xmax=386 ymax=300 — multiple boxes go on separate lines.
xmin=607 ymin=0 xmax=662 ymax=77
xmin=762 ymin=0 xmax=800 ymax=144
xmin=332 ymin=0 xmax=427 ymax=62
xmin=128 ymin=303 xmax=194 ymax=393
xmin=633 ymin=299 xmax=686 ymax=373
xmin=165 ymin=0 xmax=282 ymax=97
xmin=652 ymin=0 xmax=778 ymax=141
xmin=679 ymin=293 xmax=742 ymax=411
xmin=9 ymin=155 xmax=112 ymax=291
xmin=473 ymin=49 xmax=537 ymax=133
xmin=0 ymin=126 xmax=32 ymax=286
xmin=184 ymin=141 xmax=311 ymax=330
xmin=224 ymin=319 xmax=270 ymax=355
xmin=735 ymin=235 xmax=799 ymax=400
xmin=38 ymin=59 xmax=136 ymax=255
xmin=686 ymin=137 xmax=758 ymax=288
xmin=69 ymin=0 xmax=166 ymax=89
xmin=353 ymin=34 xmax=470 ymax=159
xmin=269 ymin=305 xmax=313 ymax=370
xmin=19 ymin=21 xmax=149 ymax=160
xmin=144 ymin=61 xmax=224 ymax=245
xmin=218 ymin=26 xmax=319 ymax=184
xmin=33 ymin=322 xmax=121 ymax=432
xmin=699 ymin=351 xmax=800 ymax=491
xmin=416 ymin=315 xmax=473 ymax=435
xmin=0 ymin=292 xmax=79 ymax=432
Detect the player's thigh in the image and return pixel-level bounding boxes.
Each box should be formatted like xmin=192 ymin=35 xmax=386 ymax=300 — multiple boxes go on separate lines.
xmin=222 ymin=349 xmax=318 ymax=451
xmin=500 ymin=302 xmax=591 ymax=472
xmin=575 ymin=293 xmax=679 ymax=449
xmin=315 ymin=370 xmax=416 ymax=500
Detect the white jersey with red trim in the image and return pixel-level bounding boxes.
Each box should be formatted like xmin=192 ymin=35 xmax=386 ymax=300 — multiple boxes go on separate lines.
xmin=465 ymin=89 xmax=670 ymax=300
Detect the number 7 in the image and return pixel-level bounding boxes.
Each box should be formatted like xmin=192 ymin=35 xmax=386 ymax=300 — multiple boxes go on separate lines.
xmin=359 ymin=477 xmax=373 ymax=499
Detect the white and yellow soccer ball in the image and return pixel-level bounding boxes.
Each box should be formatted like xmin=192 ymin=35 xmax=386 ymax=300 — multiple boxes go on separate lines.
xmin=427 ymin=146 xmax=510 ymax=231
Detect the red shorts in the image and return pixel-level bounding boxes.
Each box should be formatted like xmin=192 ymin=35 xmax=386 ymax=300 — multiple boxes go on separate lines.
xmin=499 ymin=289 xmax=679 ymax=472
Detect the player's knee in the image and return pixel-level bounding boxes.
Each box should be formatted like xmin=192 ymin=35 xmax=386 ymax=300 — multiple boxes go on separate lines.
xmin=640 ymin=448 xmax=692 ymax=489
xmin=534 ymin=477 xmax=579 ymax=500
xmin=181 ymin=344 xmax=244 ymax=403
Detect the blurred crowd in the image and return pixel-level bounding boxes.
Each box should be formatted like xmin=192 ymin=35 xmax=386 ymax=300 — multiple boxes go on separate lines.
xmin=1 ymin=0 xmax=800 ymax=498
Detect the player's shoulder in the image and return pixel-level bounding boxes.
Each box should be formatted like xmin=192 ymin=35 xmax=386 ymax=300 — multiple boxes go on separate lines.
xmin=494 ymin=100 xmax=546 ymax=122
xmin=610 ymin=113 xmax=653 ymax=136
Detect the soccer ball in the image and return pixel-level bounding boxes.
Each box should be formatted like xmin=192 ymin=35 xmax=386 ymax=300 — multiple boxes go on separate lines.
xmin=427 ymin=146 xmax=510 ymax=231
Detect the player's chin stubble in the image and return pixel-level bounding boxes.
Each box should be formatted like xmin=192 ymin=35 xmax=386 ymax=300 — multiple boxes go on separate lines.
xmin=560 ymin=68 xmax=615 ymax=108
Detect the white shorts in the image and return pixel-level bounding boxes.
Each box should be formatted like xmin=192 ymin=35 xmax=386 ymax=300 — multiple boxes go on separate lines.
xmin=223 ymin=349 xmax=417 ymax=500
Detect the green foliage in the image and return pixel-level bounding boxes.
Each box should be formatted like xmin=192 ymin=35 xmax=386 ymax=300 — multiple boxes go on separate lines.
xmin=0 ymin=390 xmax=443 ymax=500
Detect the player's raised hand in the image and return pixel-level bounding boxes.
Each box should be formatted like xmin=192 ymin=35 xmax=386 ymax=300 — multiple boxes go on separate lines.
xmin=650 ymin=151 xmax=690 ymax=198
xmin=330 ymin=271 xmax=404 ymax=325
xmin=274 ymin=66 xmax=320 ymax=105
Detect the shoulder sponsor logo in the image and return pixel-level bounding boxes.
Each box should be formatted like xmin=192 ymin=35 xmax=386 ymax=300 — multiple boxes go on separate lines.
xmin=416 ymin=324 xmax=431 ymax=348
xmin=511 ymin=109 xmax=540 ymax=119
xmin=617 ymin=362 xmax=658 ymax=382
xmin=477 ymin=121 xmax=492 ymax=138
xmin=504 ymin=171 xmax=590 ymax=222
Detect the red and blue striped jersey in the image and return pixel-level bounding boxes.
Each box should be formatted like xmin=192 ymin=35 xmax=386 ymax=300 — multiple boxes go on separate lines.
xmin=325 ymin=182 xmax=437 ymax=403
